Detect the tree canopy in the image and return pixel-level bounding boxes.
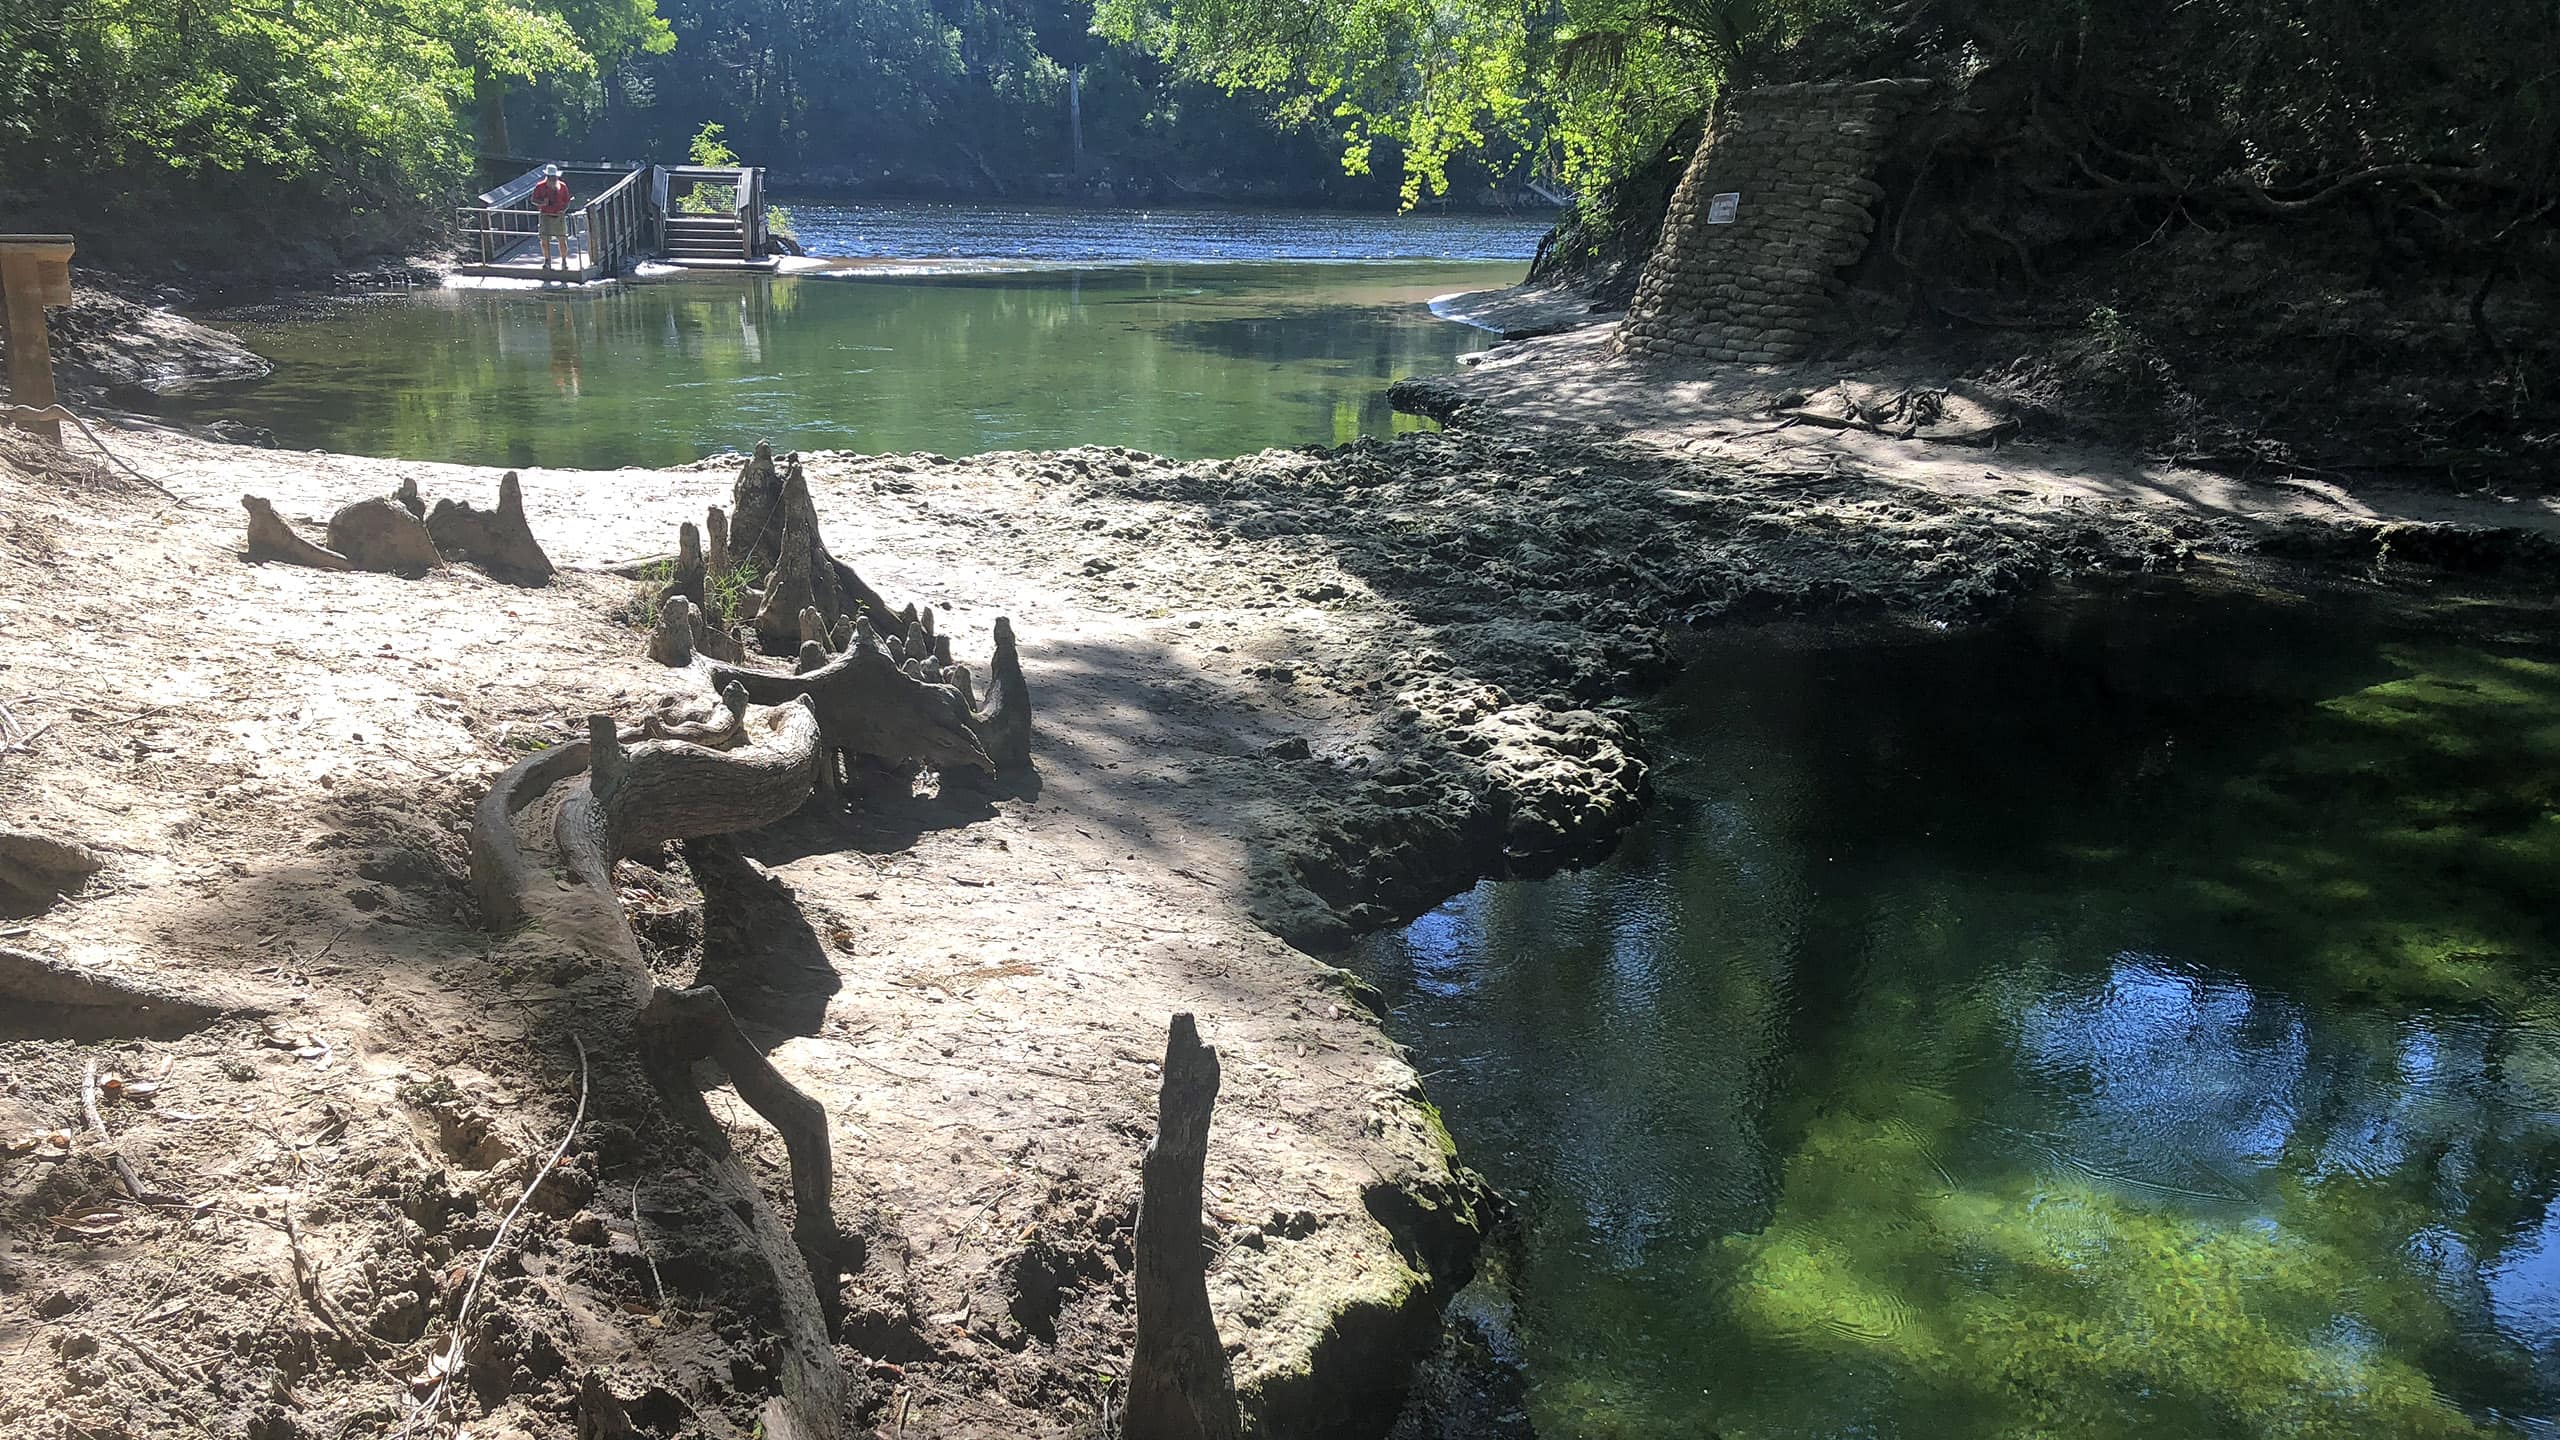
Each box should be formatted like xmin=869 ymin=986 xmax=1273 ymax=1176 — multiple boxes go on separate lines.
xmin=0 ymin=0 xmax=670 ymax=264
xmin=1093 ymin=0 xmax=2559 ymax=216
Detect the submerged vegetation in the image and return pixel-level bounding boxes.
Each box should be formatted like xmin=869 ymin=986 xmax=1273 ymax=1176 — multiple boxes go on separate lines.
xmin=1365 ymin=591 xmax=2560 ymax=1438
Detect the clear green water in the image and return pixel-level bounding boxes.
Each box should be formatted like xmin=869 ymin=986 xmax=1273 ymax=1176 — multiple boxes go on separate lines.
xmin=1361 ymin=585 xmax=2560 ymax=1439
xmin=171 ymin=259 xmax=1521 ymax=468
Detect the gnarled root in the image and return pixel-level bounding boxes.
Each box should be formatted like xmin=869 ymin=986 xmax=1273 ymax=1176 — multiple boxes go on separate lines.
xmin=639 ymin=983 xmax=839 ymax=1268
xmin=0 ymin=946 xmax=253 ymax=1035
xmin=427 ymin=470 xmax=556 ymax=585
xmin=466 ymin=694 xmax=842 ymax=1438
xmin=241 ymin=495 xmax=354 ymax=571
xmin=709 ymin=637 xmax=991 ymax=781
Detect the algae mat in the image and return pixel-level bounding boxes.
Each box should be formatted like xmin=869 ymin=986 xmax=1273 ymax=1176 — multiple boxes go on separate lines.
xmin=1364 ymin=583 xmax=2560 ymax=1438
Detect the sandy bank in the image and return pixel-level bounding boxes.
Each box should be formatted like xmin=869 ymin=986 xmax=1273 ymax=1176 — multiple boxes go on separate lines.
xmin=5 ymin=319 xmax=2549 ymax=1440
xmin=0 ymin=419 xmax=1653 ymax=1440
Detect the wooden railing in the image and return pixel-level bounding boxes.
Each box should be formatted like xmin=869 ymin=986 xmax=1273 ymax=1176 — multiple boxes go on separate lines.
xmin=457 ymin=162 xmax=647 ymax=277
xmin=581 ymin=167 xmax=648 ymax=276
xmin=457 ymin=160 xmax=763 ymax=274
xmin=656 ymin=165 xmax=767 ymax=261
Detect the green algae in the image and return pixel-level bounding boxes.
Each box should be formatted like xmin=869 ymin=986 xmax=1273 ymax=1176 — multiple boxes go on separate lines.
xmin=1359 ymin=585 xmax=2560 ymax=1439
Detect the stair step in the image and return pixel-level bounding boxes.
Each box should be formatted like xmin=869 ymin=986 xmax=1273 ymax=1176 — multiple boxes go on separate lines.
xmin=665 ymin=218 xmax=743 ymax=231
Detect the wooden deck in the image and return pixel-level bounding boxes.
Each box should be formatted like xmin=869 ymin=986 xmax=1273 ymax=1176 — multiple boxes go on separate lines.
xmin=454 ymin=160 xmax=774 ymax=281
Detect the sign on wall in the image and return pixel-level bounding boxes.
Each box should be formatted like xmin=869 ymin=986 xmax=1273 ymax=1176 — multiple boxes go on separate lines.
xmin=1706 ymin=193 xmax=1741 ymax=225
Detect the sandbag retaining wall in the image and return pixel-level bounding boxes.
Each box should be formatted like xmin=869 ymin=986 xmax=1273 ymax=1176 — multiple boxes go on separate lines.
xmin=1616 ymin=78 xmax=1930 ymax=364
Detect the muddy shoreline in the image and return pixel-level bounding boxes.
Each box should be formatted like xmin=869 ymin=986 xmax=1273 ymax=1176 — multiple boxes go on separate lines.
xmin=4 ymin=316 xmax=2556 ymax=1440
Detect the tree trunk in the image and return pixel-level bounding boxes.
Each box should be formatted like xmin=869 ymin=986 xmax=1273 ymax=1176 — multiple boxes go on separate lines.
xmin=473 ymin=59 xmax=511 ymax=159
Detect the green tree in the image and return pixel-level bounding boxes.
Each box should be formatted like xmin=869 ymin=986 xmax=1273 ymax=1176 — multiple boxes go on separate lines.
xmin=0 ymin=0 xmax=670 ymax=267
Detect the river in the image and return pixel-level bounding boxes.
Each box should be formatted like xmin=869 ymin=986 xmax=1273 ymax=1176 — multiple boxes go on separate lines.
xmin=174 ymin=203 xmax=2560 ymax=1439
xmin=1360 ymin=582 xmax=2560 ymax=1439
xmin=167 ymin=203 xmax=1544 ymax=468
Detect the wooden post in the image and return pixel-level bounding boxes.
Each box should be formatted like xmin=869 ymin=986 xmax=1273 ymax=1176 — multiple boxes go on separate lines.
xmin=1126 ymin=1013 xmax=1242 ymax=1440
xmin=0 ymin=235 xmax=75 ymax=444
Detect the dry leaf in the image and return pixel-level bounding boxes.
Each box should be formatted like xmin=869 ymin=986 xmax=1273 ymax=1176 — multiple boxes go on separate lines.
xmin=7 ymin=1130 xmax=74 ymax=1158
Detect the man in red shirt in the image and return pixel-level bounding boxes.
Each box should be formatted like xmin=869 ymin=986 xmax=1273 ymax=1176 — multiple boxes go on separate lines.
xmin=532 ymin=165 xmax=573 ymax=279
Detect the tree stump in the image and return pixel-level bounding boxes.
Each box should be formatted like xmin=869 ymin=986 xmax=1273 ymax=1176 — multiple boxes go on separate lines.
xmin=1126 ymin=1013 xmax=1243 ymax=1440
xmin=728 ymin=444 xmax=893 ymax=654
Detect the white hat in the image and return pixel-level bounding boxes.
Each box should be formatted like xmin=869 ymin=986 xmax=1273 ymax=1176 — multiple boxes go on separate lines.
xmin=543 ymin=164 xmax=562 ymax=177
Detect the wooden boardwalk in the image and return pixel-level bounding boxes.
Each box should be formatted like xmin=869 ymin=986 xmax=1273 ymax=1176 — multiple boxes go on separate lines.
xmin=455 ymin=161 xmax=775 ymax=281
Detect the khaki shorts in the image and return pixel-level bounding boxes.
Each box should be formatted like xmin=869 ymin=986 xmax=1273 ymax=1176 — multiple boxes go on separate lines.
xmin=539 ymin=212 xmax=569 ymax=241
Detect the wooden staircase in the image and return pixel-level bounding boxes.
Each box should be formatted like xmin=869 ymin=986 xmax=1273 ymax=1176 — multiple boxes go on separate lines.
xmin=455 ymin=159 xmax=773 ymax=280
xmin=662 ymin=214 xmax=749 ymax=262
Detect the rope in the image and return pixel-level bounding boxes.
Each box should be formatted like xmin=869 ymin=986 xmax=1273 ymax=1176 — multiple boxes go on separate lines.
xmin=3 ymin=403 xmax=178 ymax=497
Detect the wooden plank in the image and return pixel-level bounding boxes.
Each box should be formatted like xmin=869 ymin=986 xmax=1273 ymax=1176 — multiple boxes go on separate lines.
xmin=0 ymin=240 xmax=72 ymax=443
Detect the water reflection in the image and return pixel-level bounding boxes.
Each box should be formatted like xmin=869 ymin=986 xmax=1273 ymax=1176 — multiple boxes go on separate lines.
xmin=1360 ymin=587 xmax=2560 ymax=1438
xmin=172 ymin=260 xmax=1515 ymax=467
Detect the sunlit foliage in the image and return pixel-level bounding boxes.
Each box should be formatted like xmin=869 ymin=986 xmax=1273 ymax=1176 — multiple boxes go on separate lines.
xmin=0 ymin=0 xmax=669 ymax=254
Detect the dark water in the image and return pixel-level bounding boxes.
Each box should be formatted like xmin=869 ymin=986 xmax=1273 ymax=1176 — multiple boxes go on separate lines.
xmin=168 ymin=205 xmax=1541 ymax=468
xmin=1361 ymin=586 xmax=2560 ymax=1439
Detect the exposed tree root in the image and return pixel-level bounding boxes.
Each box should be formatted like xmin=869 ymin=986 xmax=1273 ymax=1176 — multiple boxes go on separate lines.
xmin=708 ymin=639 xmax=993 ymax=782
xmin=467 ymin=694 xmax=845 ymax=1438
xmin=0 ymin=827 xmax=102 ymax=917
xmin=1127 ymin=1013 xmax=1243 ymax=1440
xmin=326 ymin=494 xmax=443 ymax=576
xmin=631 ymin=444 xmax=1039 ymax=787
xmin=426 ymin=469 xmax=556 ymax=584
xmin=245 ymin=473 xmax=562 ymax=582
xmin=240 ymin=495 xmax=354 ymax=571
xmin=0 ymin=945 xmax=251 ymax=1035
xmin=727 ymin=443 xmax=895 ymax=652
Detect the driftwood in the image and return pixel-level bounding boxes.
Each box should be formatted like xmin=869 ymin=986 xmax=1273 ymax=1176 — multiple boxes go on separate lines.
xmin=1126 ymin=1013 xmax=1242 ymax=1440
xmin=241 ymin=496 xmax=354 ymax=571
xmin=427 ymin=470 xmax=556 ymax=584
